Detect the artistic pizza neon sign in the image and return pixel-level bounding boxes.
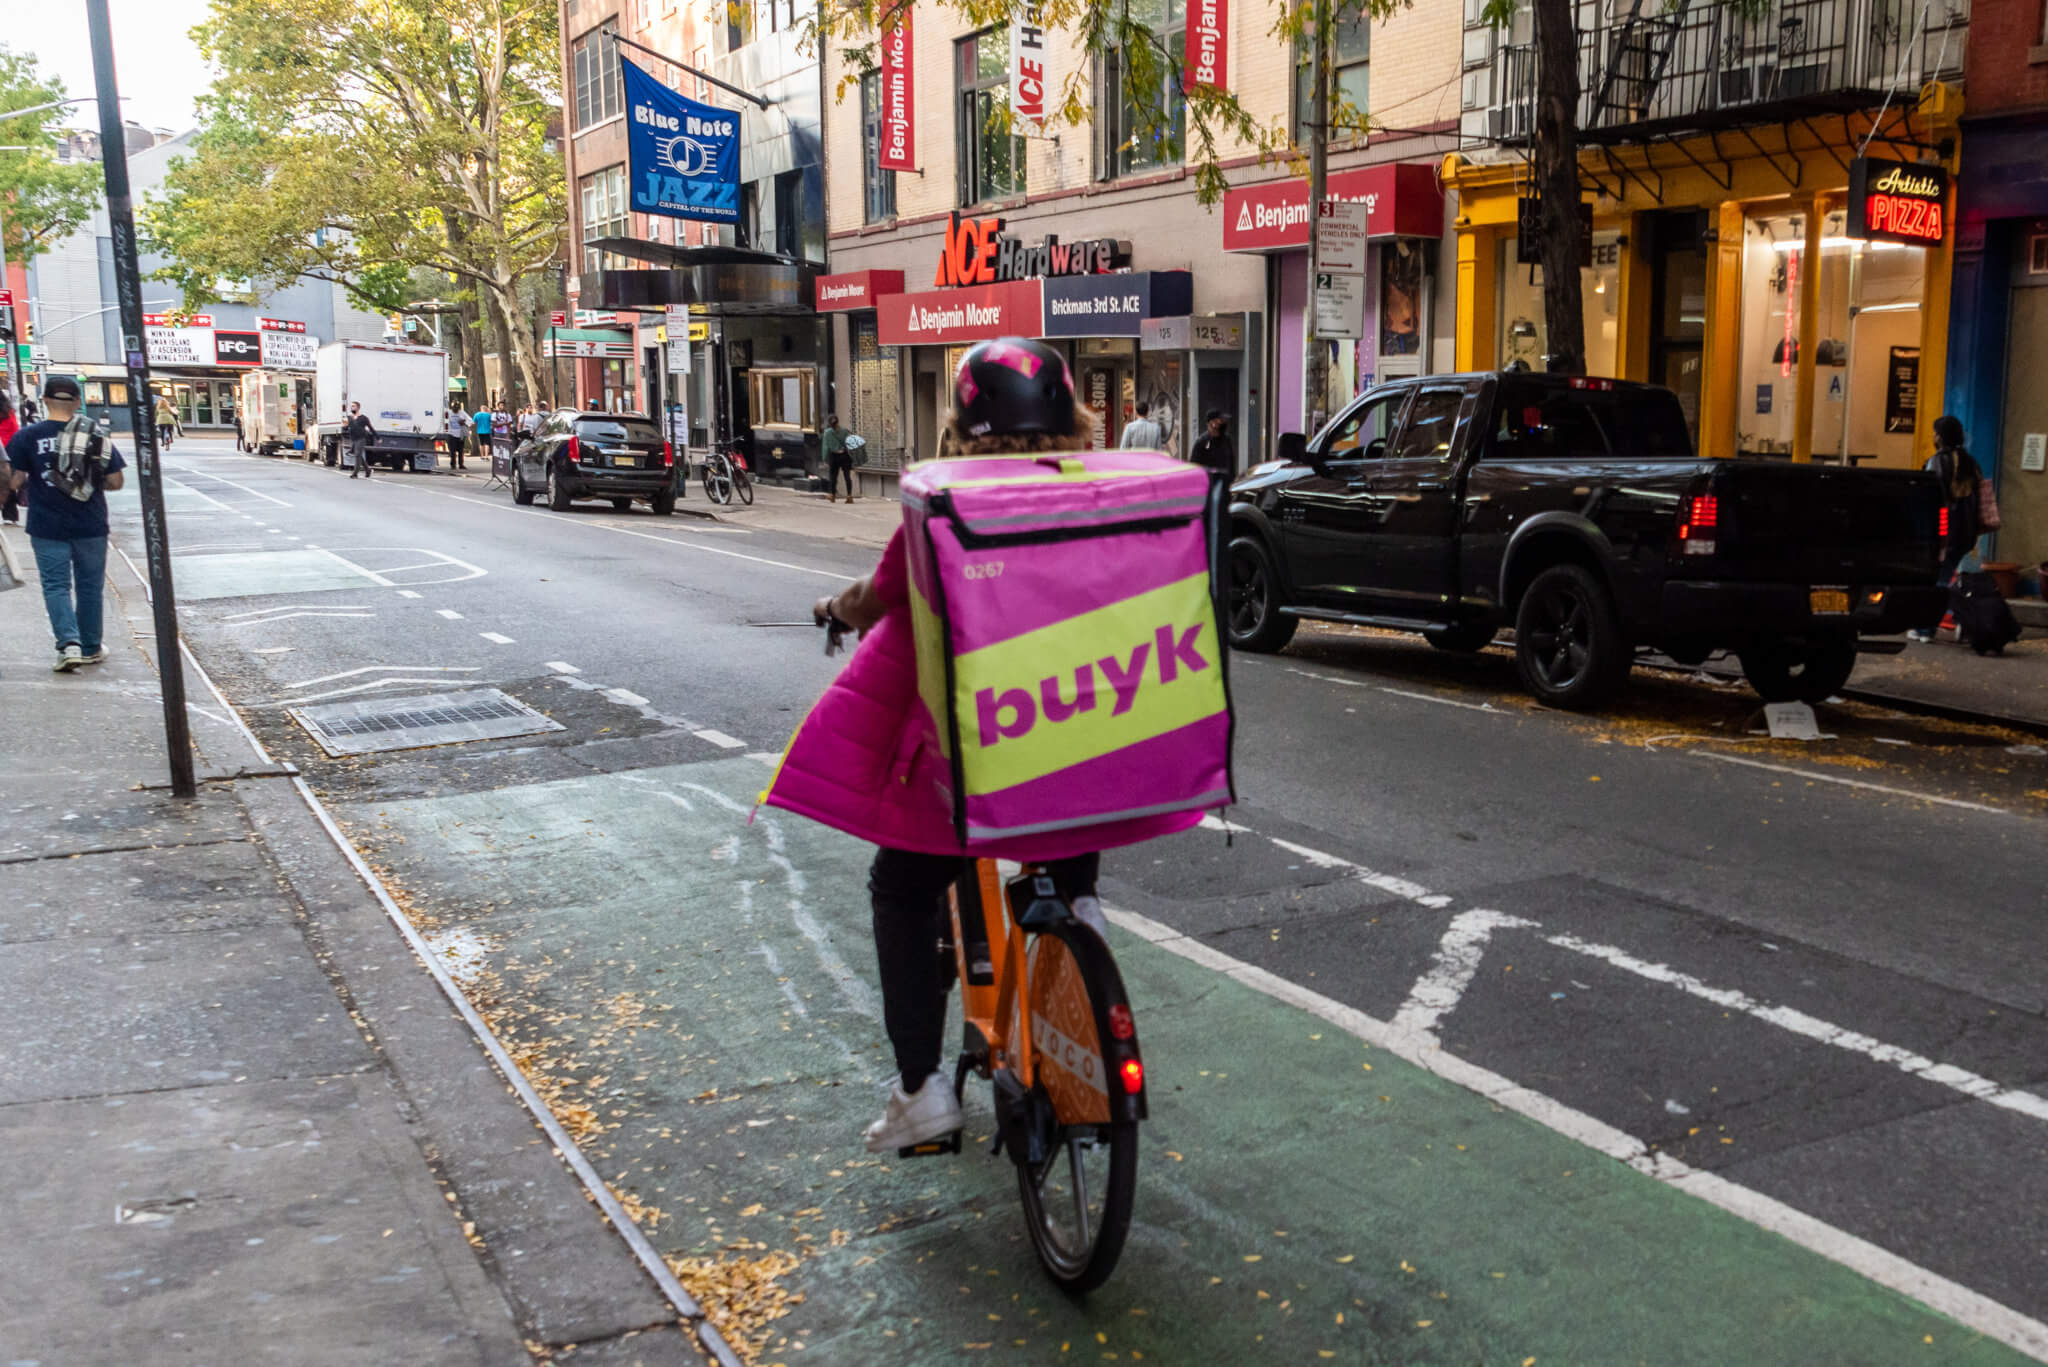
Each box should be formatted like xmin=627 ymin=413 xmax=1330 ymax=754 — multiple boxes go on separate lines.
xmin=1848 ymin=157 xmax=1950 ymax=248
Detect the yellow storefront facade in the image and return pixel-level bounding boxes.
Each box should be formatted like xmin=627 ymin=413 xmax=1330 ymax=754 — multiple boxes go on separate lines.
xmin=1444 ymin=86 xmax=1962 ymax=469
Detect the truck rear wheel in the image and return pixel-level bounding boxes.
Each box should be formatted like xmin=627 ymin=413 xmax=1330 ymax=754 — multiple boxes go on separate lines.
xmin=1514 ymin=564 xmax=1629 ymax=709
xmin=1738 ymin=641 xmax=1856 ymax=704
xmin=1226 ymin=536 xmax=1298 ymax=653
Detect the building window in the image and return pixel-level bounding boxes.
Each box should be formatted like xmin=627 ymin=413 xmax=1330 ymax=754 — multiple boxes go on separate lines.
xmin=762 ymin=0 xmax=797 ymax=33
xmin=727 ymin=0 xmax=753 ymax=51
xmin=861 ymin=72 xmax=898 ymax=222
xmin=633 ymin=0 xmax=651 ymax=30
xmin=693 ymin=47 xmax=710 ymax=97
xmin=572 ymin=29 xmax=623 ymax=130
xmin=957 ymin=29 xmax=1025 ymax=206
xmin=580 ymin=166 xmax=629 ymax=273
xmin=1294 ymin=12 xmax=1370 ymax=146
xmin=774 ymin=169 xmax=802 ymax=257
xmin=1102 ymin=0 xmax=1186 ymax=178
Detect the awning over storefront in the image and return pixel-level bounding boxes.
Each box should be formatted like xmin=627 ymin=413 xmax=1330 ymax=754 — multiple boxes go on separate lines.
xmin=579 ymin=240 xmax=819 ymax=315
xmin=816 ymin=270 xmax=906 ymax=312
xmin=1222 ymin=162 xmax=1444 ymax=252
xmin=541 ymin=327 xmax=634 ymax=359
xmin=874 ymin=271 xmax=1196 ymax=346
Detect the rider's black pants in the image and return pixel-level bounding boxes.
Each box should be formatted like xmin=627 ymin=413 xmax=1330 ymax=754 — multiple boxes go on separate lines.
xmin=869 ymin=847 xmax=1100 ymax=1092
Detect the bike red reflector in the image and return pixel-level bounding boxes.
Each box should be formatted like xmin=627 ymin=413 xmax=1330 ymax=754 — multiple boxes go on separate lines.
xmin=1689 ymin=494 xmax=1718 ymax=528
xmin=1119 ymin=1058 xmax=1144 ymax=1094
xmin=1108 ymin=1004 xmax=1134 ymax=1040
xmin=1938 ymin=506 xmax=1949 ymax=537
xmin=565 ymin=435 xmax=581 ymax=463
xmin=662 ymin=440 xmax=674 ymax=467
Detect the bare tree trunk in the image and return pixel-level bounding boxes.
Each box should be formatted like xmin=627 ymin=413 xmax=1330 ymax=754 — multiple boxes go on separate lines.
xmin=1532 ymin=0 xmax=1586 ymax=375
xmin=485 ymin=266 xmax=545 ymax=410
xmin=479 ymin=288 xmax=515 ymax=408
xmin=457 ymin=295 xmax=485 ymax=411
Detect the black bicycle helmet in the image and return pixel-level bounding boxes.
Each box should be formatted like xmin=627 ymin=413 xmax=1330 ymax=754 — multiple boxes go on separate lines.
xmin=952 ymin=337 xmax=1076 ymax=438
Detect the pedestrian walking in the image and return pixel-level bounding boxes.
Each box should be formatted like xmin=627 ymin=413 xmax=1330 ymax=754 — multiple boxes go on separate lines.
xmin=19 ymin=396 xmax=37 ymax=424
xmin=1911 ymin=415 xmax=1985 ymax=643
xmin=0 ymin=392 xmax=20 ymax=525
xmin=343 ymin=402 xmax=376 ymax=479
xmin=1118 ymin=401 xmax=1163 ymax=451
xmin=822 ymin=413 xmax=857 ymax=503
xmin=1189 ymin=409 xmax=1235 ymax=480
xmin=471 ymin=403 xmax=493 ymax=468
xmin=445 ymin=403 xmax=470 ymax=471
xmin=519 ymin=404 xmax=541 ymax=437
xmin=233 ymin=410 xmax=247 ymax=453
xmin=153 ymin=391 xmax=177 ymax=450
xmin=5 ymin=375 xmax=127 ymax=671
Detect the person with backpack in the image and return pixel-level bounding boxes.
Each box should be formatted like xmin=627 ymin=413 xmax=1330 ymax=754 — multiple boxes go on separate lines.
xmin=821 ymin=413 xmax=857 ymax=503
xmin=5 ymin=375 xmax=127 ymax=671
xmin=1920 ymin=415 xmax=2019 ymax=652
xmin=767 ymin=338 xmax=1216 ymax=1154
xmin=343 ymin=402 xmax=376 ymax=479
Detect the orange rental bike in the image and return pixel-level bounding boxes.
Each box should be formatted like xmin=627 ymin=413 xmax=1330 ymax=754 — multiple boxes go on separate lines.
xmin=901 ymin=859 xmax=1149 ymax=1292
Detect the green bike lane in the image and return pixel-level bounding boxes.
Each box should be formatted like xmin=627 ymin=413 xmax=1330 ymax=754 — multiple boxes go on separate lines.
xmin=344 ymin=754 xmax=2033 ymax=1365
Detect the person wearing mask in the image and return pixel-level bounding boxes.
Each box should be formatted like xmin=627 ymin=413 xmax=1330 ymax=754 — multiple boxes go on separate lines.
xmin=343 ymin=401 xmax=376 ymax=479
xmin=0 ymin=392 xmax=19 ymax=524
xmin=153 ymin=391 xmax=177 ymax=450
xmin=821 ymin=413 xmax=856 ymax=503
xmin=6 ymin=375 xmax=128 ymax=671
xmin=1189 ymin=409 xmax=1234 ymax=480
xmin=445 ymin=402 xmax=470 ymax=471
xmin=1118 ymin=400 xmax=1163 ymax=450
xmin=1912 ymin=415 xmax=1985 ymax=642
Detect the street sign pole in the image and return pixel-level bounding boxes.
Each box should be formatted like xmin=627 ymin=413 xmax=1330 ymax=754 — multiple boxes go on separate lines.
xmin=88 ymin=0 xmax=196 ymax=799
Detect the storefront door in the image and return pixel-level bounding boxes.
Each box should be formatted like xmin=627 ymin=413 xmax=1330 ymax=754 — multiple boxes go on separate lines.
xmin=1650 ymin=212 xmax=1708 ymax=439
xmin=1997 ymin=284 xmax=2048 ymax=572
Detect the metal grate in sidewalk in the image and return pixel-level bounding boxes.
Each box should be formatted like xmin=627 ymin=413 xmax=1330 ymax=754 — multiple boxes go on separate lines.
xmin=290 ymin=687 xmax=563 ymax=756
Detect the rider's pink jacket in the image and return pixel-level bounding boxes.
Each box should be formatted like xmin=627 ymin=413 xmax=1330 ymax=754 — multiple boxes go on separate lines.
xmin=761 ymin=526 xmax=1202 ymax=859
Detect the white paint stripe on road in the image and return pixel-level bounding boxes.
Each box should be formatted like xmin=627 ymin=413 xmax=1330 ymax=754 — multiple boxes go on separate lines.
xmin=167 ymin=464 xmax=293 ymax=507
xmin=396 ymin=589 xmax=422 ymax=598
xmin=308 ymin=545 xmax=397 ymax=587
xmin=283 ymin=665 xmax=479 ymax=690
xmin=605 ymin=688 xmax=650 ymax=706
xmin=436 ymin=609 xmax=464 ymax=619
xmin=224 ymin=611 xmax=375 ymax=625
xmin=692 ymin=729 xmax=745 ymax=750
xmin=1693 ymin=752 xmax=2012 ymax=816
xmin=744 ymin=752 xmax=780 ymax=767
xmin=545 ymin=661 xmax=581 ymax=674
xmin=270 ymin=678 xmax=463 ymax=705
xmin=1267 ymin=836 xmax=1438 ymax=904
xmin=479 ymin=631 xmax=515 ymax=644
xmin=1378 ymin=685 xmax=1505 ymax=713
xmin=1545 ymin=931 xmax=2048 ymax=1123
xmin=161 ymin=476 xmax=236 ymax=512
xmin=1389 ymin=909 xmax=1538 ymax=1036
xmin=224 ymin=604 xmax=376 ymax=619
xmin=1106 ymin=905 xmax=2048 ymax=1362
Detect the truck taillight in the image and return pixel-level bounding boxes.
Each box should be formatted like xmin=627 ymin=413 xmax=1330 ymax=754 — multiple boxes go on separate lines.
xmin=565 ymin=436 xmax=581 ymax=463
xmin=662 ymin=440 xmax=674 ymax=468
xmin=1677 ymin=492 xmax=1718 ymax=555
xmin=1938 ymin=506 xmax=1949 ymax=538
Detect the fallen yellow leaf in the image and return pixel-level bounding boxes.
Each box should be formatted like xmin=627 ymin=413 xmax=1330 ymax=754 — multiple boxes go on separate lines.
xmin=1334 ymin=1254 xmax=1355 ymax=1264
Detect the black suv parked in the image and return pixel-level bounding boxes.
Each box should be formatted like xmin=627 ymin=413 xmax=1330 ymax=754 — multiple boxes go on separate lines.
xmin=1227 ymin=372 xmax=1947 ymax=707
xmin=512 ymin=411 xmax=678 ymax=514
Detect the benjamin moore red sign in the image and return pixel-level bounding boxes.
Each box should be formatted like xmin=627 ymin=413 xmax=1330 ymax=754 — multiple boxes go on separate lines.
xmin=877 ymin=280 xmax=1044 ymax=347
xmin=1848 ymin=156 xmax=1948 ymax=247
xmin=258 ymin=317 xmax=306 ymax=332
xmin=877 ymin=7 xmax=915 ymax=172
xmin=816 ymin=269 xmax=906 ymax=312
xmin=1222 ymin=162 xmax=1444 ymax=251
xmin=1185 ymin=0 xmax=1227 ymax=92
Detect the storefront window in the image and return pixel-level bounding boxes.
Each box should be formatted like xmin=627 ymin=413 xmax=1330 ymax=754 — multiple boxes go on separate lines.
xmin=1103 ymin=0 xmax=1186 ymax=177
xmin=1736 ymin=207 xmax=1923 ymax=463
xmin=957 ymin=29 xmax=1024 ymax=205
xmin=1137 ymin=352 xmax=1183 ymax=453
xmin=1294 ymin=12 xmax=1370 ymax=146
xmin=849 ymin=315 xmax=903 ymax=468
xmin=1497 ymin=230 xmax=1622 ymax=378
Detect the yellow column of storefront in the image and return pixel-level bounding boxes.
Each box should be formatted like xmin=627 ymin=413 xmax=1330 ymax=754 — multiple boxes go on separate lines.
xmin=1698 ymin=201 xmax=1747 ymax=460
xmin=1791 ymin=196 xmax=1823 ymax=463
xmin=1915 ymin=212 xmax=1955 ymax=462
xmin=1617 ymin=213 xmax=1653 ymax=382
xmin=1457 ymin=226 xmax=1500 ymax=372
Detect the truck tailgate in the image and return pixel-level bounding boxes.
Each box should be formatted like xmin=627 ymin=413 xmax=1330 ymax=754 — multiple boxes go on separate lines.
xmin=1702 ymin=462 xmax=1941 ymax=584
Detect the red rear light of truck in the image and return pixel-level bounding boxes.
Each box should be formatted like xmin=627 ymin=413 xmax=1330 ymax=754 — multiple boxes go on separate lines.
xmin=1677 ymin=493 xmax=1718 ymax=555
xmin=662 ymin=440 xmax=674 ymax=467
xmin=1938 ymin=506 xmax=1949 ymax=538
xmin=565 ymin=435 xmax=581 ymax=463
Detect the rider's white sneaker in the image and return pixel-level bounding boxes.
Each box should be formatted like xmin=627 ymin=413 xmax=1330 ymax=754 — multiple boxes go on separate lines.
xmin=864 ymin=1074 xmax=962 ymax=1153
xmin=1070 ymin=895 xmax=1110 ymax=940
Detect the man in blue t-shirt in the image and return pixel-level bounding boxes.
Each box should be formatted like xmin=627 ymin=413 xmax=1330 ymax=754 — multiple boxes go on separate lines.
xmin=5 ymin=375 xmax=128 ymax=671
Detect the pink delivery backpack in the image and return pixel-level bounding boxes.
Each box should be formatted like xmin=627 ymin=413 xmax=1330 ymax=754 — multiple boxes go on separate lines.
xmin=900 ymin=450 xmax=1235 ymax=845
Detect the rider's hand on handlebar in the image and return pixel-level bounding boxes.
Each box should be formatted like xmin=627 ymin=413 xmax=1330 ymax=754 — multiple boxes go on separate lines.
xmin=813 ymin=595 xmax=837 ymax=628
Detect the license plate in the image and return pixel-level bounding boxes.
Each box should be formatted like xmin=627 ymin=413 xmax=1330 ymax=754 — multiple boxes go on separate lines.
xmin=1809 ymin=588 xmax=1850 ymax=615
xmin=614 ymin=454 xmax=638 ymax=468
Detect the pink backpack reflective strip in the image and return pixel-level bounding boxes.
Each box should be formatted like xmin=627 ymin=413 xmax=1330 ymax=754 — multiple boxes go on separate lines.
xmin=901 ymin=451 xmax=1234 ymax=846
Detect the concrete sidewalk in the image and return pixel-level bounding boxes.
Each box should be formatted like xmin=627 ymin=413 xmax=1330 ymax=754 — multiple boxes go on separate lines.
xmin=692 ymin=480 xmax=898 ymax=549
xmin=1847 ymin=626 xmax=2048 ymax=735
xmin=0 ymin=530 xmax=710 ymax=1365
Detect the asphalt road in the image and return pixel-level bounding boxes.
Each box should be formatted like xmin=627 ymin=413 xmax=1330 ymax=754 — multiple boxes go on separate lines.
xmin=110 ymin=438 xmax=2048 ymax=1363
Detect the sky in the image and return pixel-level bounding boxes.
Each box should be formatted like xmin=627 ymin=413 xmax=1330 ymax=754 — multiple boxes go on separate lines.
xmin=7 ymin=0 xmax=218 ymax=135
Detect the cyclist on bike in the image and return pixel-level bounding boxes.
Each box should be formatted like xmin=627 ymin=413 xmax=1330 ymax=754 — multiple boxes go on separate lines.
xmin=764 ymin=337 xmax=1206 ymax=1153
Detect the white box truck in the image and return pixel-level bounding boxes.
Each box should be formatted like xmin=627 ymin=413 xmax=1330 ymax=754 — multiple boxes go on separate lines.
xmin=239 ymin=370 xmax=302 ymax=457
xmin=310 ymin=341 xmax=449 ymax=472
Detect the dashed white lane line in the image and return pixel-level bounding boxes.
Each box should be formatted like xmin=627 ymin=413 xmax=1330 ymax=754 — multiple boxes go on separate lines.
xmin=1693 ymin=751 xmax=2013 ymax=816
xmin=1266 ymin=835 xmax=1446 ymax=905
xmin=436 ymin=609 xmax=464 ymax=620
xmin=396 ymin=589 xmax=422 ymax=599
xmin=479 ymin=631 xmax=516 ymax=644
xmin=545 ymin=661 xmax=581 ymax=674
xmin=1109 ymin=904 xmax=2048 ymax=1363
xmin=605 ymin=688 xmax=650 ymax=706
xmin=692 ymin=729 xmax=745 ymax=750
xmin=745 ymin=751 xmax=780 ymax=767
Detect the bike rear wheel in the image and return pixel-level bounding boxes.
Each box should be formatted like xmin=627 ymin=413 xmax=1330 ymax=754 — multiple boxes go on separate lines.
xmin=1015 ymin=923 xmax=1140 ymax=1293
xmin=734 ymin=464 xmax=755 ymax=506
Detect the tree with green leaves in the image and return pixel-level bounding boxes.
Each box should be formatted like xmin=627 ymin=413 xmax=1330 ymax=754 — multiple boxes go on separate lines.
xmin=0 ymin=47 xmax=105 ymax=264
xmin=143 ymin=0 xmax=563 ymax=403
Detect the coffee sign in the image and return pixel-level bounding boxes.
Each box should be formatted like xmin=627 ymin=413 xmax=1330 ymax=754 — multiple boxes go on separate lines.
xmin=1849 ymin=157 xmax=1948 ymax=247
xmin=933 ymin=212 xmax=1130 ymax=288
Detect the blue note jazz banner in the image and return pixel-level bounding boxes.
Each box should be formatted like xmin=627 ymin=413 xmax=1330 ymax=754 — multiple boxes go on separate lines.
xmin=620 ymin=57 xmax=740 ymax=224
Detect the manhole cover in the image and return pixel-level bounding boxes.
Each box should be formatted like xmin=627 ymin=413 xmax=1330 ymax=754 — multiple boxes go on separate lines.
xmin=289 ymin=687 xmax=563 ymax=756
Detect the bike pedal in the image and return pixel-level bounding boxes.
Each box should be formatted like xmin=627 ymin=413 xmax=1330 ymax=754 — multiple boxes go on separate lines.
xmin=898 ymin=1129 xmax=963 ymax=1158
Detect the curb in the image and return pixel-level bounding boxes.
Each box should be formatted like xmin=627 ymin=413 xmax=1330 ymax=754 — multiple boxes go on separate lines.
xmin=1638 ymin=661 xmax=2048 ymax=742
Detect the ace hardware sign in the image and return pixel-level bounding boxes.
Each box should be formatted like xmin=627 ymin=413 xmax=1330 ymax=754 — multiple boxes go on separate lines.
xmin=1848 ymin=157 xmax=1949 ymax=247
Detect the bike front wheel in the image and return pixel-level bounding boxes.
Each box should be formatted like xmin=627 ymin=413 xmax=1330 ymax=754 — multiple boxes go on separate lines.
xmin=702 ymin=453 xmax=733 ymax=505
xmin=1015 ymin=922 xmax=1141 ymax=1293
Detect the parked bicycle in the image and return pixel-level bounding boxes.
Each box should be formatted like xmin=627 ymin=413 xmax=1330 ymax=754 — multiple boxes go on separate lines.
xmin=701 ymin=439 xmax=754 ymax=506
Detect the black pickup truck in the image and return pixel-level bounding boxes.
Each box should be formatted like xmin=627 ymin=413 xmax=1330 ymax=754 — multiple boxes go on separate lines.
xmin=1226 ymin=371 xmax=1947 ymax=708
